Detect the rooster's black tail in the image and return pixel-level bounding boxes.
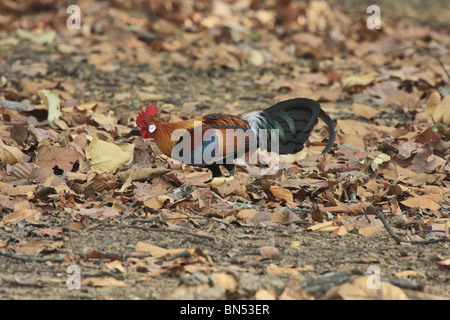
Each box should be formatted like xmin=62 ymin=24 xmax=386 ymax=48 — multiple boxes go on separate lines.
xmin=243 ymin=98 xmax=335 ymax=154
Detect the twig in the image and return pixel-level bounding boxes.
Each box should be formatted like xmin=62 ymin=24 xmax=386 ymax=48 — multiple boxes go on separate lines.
xmin=118 ymin=224 xmax=215 ymax=241
xmin=67 ymin=229 xmax=80 ymax=262
xmin=341 ymin=183 xmax=349 ymax=203
xmin=0 ymin=99 xmax=35 ymax=111
xmin=100 ymin=201 xmax=136 ymax=251
xmin=79 ymin=251 xmax=151 ymax=260
xmin=186 ymin=208 xmax=232 ymax=226
xmin=376 ymin=207 xmax=450 ymax=244
xmin=210 ymin=190 xmax=264 ymax=210
xmin=154 ymin=250 xmax=191 ymax=264
xmin=427 ymin=53 xmax=450 ymax=82
xmin=0 ymin=250 xmax=65 ymax=263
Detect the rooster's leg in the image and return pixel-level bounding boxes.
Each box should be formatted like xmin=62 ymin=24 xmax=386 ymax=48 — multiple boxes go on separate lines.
xmin=208 ymin=164 xmax=223 ymax=178
xmin=223 ymin=164 xmax=235 ymax=176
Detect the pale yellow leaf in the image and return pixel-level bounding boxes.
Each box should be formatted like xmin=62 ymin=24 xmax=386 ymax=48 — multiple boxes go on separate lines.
xmin=341 ymin=72 xmax=377 ymax=88
xmin=85 ymin=135 xmax=131 ymax=173
xmin=37 ymin=89 xmax=61 ymax=129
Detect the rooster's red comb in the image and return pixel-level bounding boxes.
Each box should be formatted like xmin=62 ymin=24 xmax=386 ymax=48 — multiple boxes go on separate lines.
xmin=136 ymin=103 xmax=158 ymax=126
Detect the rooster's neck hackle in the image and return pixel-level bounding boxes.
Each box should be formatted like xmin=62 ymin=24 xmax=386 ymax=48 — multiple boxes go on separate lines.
xmin=151 ymin=118 xmax=189 ymax=157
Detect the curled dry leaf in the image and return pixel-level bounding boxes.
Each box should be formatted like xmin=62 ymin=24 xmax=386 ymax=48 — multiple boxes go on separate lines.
xmin=426 ymin=91 xmax=450 ymax=125
xmin=341 ymin=72 xmax=377 ymax=88
xmin=0 ymin=139 xmax=23 ymax=165
xmin=270 ymin=185 xmax=293 ymax=202
xmin=37 ymin=89 xmax=61 ymax=129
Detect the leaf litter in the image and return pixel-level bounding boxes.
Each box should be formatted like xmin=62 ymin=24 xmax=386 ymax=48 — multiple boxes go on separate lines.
xmin=0 ymin=0 xmax=449 ymax=300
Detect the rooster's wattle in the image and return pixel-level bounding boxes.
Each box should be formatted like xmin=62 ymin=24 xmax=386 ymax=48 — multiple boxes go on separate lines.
xmin=136 ymin=98 xmax=335 ymax=178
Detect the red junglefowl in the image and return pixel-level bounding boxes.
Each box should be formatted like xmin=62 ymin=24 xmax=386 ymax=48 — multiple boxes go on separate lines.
xmin=136 ymin=98 xmax=335 ymax=178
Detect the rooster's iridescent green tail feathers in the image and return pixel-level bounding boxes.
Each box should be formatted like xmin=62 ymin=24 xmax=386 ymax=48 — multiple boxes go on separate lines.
xmin=242 ymin=98 xmax=335 ymax=154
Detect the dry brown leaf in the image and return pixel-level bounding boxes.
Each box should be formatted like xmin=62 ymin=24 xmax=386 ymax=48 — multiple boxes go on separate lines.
xmin=255 ymin=288 xmax=276 ymax=300
xmin=270 ymin=185 xmax=293 ymax=202
xmin=358 ymin=226 xmax=384 ymax=237
xmin=352 ymin=103 xmax=381 ymax=119
xmin=2 ymin=208 xmax=40 ymax=225
xmin=341 ymin=134 xmax=365 ymax=150
xmin=143 ymin=195 xmax=174 ymax=210
xmin=401 ymin=195 xmax=441 ymax=212
xmin=191 ymin=188 xmax=213 ymax=209
xmin=426 ymin=91 xmax=450 ymax=125
xmin=266 ymin=264 xmax=299 ymax=276
xmin=0 ymin=140 xmax=23 ymax=165
xmin=307 ymin=221 xmax=339 ymax=232
xmin=211 ymin=272 xmax=238 ymax=294
xmin=35 ymin=145 xmax=81 ymax=173
xmin=211 ymin=176 xmax=246 ymax=197
xmin=322 ymin=275 xmax=409 ymax=300
xmin=134 ymin=241 xmax=186 ymax=258
xmin=337 ymin=119 xmax=393 ymax=137
xmin=436 ymin=259 xmax=450 ymax=270
xmin=14 ymin=239 xmax=63 ymax=254
xmin=0 ymin=182 xmax=37 ymax=199
xmin=236 ymin=209 xmax=259 ymax=221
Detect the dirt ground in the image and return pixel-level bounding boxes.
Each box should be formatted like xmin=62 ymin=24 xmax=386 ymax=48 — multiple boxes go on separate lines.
xmin=0 ymin=0 xmax=449 ymax=300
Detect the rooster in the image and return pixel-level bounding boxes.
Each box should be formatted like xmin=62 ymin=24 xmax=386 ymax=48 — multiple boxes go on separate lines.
xmin=136 ymin=98 xmax=335 ymax=178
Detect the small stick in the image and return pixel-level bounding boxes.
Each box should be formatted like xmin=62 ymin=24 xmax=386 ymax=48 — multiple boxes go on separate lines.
xmin=154 ymin=250 xmax=191 ymax=264
xmin=0 ymin=250 xmax=65 ymax=263
xmin=0 ymin=99 xmax=35 ymax=111
xmin=376 ymin=207 xmax=450 ymax=244
xmin=121 ymin=224 xmax=215 ymax=241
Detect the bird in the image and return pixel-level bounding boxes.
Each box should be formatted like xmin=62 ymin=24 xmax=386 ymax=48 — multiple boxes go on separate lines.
xmin=135 ymin=98 xmax=335 ymax=178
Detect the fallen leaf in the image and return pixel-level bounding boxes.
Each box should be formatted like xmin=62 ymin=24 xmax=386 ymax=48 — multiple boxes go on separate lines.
xmin=341 ymin=72 xmax=377 ymax=88
xmin=401 ymin=195 xmax=441 ymax=212
xmin=426 ymin=91 xmax=450 ymax=125
xmin=270 ymin=185 xmax=293 ymax=202
xmin=35 ymin=145 xmax=81 ymax=173
xmin=85 ymin=135 xmax=131 ymax=173
xmin=321 ymin=275 xmax=409 ymax=300
xmin=37 ymin=89 xmax=61 ymax=129
xmin=266 ymin=264 xmax=299 ymax=276
xmin=0 ymin=140 xmax=23 ymax=165
xmin=352 ymin=103 xmax=381 ymax=119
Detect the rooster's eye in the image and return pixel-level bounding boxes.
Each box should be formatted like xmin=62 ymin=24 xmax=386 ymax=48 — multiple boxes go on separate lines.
xmin=143 ymin=120 xmax=148 ymax=125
